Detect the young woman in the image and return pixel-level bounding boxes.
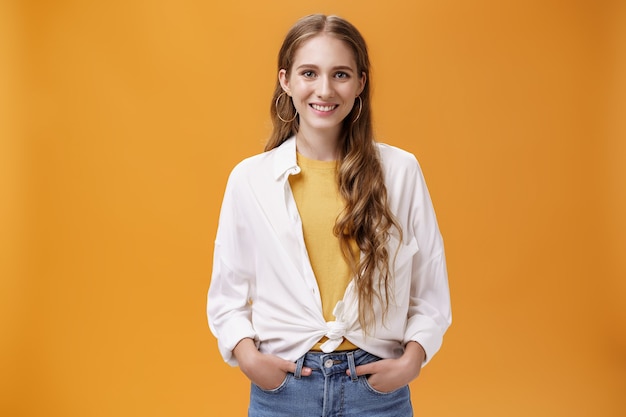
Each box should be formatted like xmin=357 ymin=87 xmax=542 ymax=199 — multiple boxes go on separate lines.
xmin=207 ymin=14 xmax=451 ymax=416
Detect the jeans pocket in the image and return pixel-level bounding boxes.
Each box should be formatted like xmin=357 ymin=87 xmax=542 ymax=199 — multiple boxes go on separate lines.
xmin=359 ymin=375 xmax=404 ymax=395
xmin=253 ymin=374 xmax=292 ymax=394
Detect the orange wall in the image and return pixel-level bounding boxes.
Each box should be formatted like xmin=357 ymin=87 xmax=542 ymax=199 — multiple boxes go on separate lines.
xmin=2 ymin=0 xmax=625 ymax=416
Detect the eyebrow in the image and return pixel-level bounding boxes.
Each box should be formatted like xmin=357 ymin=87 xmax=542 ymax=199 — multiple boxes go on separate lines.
xmin=295 ymin=64 xmax=356 ymax=72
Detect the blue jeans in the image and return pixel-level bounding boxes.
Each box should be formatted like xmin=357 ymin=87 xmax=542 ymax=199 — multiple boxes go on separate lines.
xmin=249 ymin=349 xmax=413 ymax=417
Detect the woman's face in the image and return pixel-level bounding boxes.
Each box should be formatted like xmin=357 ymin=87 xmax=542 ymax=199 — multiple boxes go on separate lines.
xmin=279 ymin=34 xmax=365 ymax=140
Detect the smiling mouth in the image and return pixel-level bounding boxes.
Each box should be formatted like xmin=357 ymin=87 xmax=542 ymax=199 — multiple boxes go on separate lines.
xmin=310 ymin=104 xmax=338 ymax=112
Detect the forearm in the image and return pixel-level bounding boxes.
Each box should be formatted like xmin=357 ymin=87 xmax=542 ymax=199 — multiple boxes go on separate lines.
xmin=402 ymin=341 xmax=426 ymax=371
xmin=233 ymin=338 xmax=259 ymax=372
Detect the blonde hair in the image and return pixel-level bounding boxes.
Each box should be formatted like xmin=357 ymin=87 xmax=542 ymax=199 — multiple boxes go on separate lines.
xmin=265 ymin=14 xmax=402 ymax=331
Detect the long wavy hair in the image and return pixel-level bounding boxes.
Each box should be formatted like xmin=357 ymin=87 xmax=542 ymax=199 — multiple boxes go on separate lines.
xmin=265 ymin=14 xmax=402 ymax=331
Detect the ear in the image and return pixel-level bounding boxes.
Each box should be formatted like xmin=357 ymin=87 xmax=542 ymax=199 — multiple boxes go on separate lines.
xmin=278 ymin=69 xmax=291 ymax=95
xmin=357 ymin=71 xmax=366 ymax=96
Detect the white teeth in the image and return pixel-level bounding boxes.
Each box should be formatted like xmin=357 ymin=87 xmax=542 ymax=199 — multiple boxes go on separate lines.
xmin=311 ymin=104 xmax=336 ymax=112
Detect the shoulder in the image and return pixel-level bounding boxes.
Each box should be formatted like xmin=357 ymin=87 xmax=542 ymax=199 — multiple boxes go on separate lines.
xmin=230 ymin=151 xmax=270 ymax=176
xmin=227 ymin=147 xmax=279 ymax=184
xmin=376 ymin=142 xmax=422 ymax=176
xmin=219 ymin=152 xmax=273 ymax=209
xmin=228 ymin=137 xmax=295 ymax=182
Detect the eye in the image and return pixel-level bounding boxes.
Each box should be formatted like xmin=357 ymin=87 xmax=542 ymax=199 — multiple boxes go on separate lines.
xmin=335 ymin=72 xmax=350 ymax=79
xmin=301 ymin=70 xmax=316 ymax=78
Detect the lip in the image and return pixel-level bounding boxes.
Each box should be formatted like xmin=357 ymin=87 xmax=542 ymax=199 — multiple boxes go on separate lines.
xmin=309 ymin=103 xmax=339 ymax=114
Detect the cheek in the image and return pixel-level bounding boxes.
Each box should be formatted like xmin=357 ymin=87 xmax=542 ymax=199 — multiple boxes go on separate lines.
xmin=288 ymin=85 xmax=306 ymax=101
xmin=354 ymin=81 xmax=365 ymax=96
xmin=341 ymin=87 xmax=359 ymax=101
xmin=340 ymin=81 xmax=361 ymax=96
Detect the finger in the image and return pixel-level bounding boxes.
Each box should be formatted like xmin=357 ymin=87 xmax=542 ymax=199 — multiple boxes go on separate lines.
xmin=282 ymin=360 xmax=312 ymax=377
xmin=283 ymin=360 xmax=298 ymax=374
xmin=346 ymin=363 xmax=374 ymax=377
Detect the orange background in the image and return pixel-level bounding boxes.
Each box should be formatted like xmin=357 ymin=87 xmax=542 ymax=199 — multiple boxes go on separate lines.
xmin=1 ymin=0 xmax=625 ymax=416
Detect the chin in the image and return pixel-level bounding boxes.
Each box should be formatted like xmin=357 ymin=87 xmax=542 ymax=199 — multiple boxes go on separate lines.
xmin=304 ymin=117 xmax=347 ymax=131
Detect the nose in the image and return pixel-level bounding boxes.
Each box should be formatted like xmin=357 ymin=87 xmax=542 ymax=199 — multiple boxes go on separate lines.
xmin=316 ymin=75 xmax=334 ymax=99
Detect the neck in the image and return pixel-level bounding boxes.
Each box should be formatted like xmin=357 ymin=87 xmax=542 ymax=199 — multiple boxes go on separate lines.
xmin=296 ymin=128 xmax=341 ymax=161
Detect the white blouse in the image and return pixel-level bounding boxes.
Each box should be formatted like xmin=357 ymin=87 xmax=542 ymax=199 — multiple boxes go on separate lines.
xmin=207 ymin=137 xmax=451 ymax=367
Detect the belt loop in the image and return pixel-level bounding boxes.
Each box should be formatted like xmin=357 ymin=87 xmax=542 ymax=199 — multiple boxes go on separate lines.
xmin=294 ymin=355 xmax=305 ymax=379
xmin=347 ymin=351 xmax=358 ymax=382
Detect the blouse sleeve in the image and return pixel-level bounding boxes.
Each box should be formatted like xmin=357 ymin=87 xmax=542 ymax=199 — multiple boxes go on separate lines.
xmin=207 ymin=166 xmax=257 ymax=366
xmin=402 ymin=156 xmax=452 ymax=366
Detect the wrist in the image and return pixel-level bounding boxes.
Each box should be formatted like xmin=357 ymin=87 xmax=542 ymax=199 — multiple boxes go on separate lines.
xmin=233 ymin=338 xmax=259 ymax=369
xmin=401 ymin=341 xmax=426 ymax=369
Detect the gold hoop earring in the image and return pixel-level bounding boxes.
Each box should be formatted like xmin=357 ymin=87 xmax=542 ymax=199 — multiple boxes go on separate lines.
xmin=352 ymin=96 xmax=363 ymax=124
xmin=275 ymin=92 xmax=298 ymax=123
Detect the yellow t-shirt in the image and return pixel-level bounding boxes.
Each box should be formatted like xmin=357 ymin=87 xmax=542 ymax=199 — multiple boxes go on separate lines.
xmin=289 ymin=153 xmax=358 ymax=351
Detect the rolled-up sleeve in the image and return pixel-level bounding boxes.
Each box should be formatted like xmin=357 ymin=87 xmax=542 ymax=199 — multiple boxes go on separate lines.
xmin=402 ymin=157 xmax=452 ymax=366
xmin=207 ymin=167 xmax=257 ymax=366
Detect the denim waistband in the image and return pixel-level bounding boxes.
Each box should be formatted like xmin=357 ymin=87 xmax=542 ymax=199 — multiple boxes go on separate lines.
xmin=294 ymin=349 xmax=382 ymax=381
